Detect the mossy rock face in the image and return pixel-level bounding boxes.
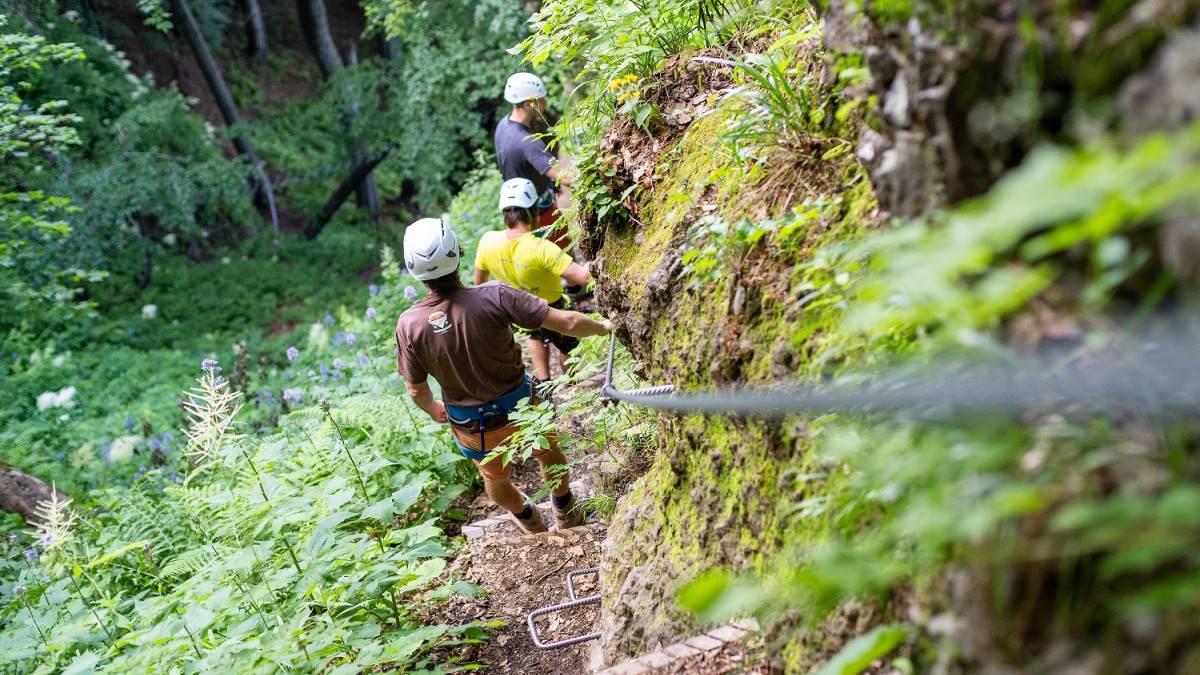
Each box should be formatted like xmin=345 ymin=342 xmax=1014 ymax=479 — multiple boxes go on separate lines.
xmin=818 ymin=0 xmax=1200 ymax=218
xmin=586 ymin=29 xmax=883 ymax=665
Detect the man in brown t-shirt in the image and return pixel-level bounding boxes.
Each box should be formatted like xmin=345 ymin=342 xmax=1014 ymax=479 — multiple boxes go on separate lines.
xmin=395 ymin=217 xmax=610 ymax=533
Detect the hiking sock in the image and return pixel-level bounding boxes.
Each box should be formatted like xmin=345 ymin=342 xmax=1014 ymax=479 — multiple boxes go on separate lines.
xmin=514 ymin=504 xmax=535 ymax=520
xmin=552 ymin=490 xmax=574 ymax=509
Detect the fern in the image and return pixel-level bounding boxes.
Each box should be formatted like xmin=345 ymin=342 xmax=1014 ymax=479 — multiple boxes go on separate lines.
xmin=159 ymin=543 xmax=229 ymax=580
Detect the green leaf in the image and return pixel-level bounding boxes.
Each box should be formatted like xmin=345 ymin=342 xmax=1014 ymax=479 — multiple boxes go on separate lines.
xmin=633 ymin=103 xmax=655 ymax=129
xmin=677 ymin=568 xmax=730 ymax=614
xmin=364 ymin=496 xmax=395 ymax=521
xmin=814 ymin=624 xmax=909 ymax=675
xmin=62 ymin=650 xmax=100 ymax=675
xmin=183 ymin=605 xmax=215 ymax=633
xmin=391 ymin=480 xmax=426 ymax=515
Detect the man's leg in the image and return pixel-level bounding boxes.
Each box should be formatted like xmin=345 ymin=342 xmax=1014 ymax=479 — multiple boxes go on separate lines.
xmin=453 ymin=425 xmax=546 ymax=533
xmin=531 ymin=434 xmax=570 ymax=498
xmin=474 ymin=457 xmax=527 ymax=513
xmin=529 ymin=337 xmax=552 ymax=381
xmin=534 ymin=434 xmax=583 ymax=528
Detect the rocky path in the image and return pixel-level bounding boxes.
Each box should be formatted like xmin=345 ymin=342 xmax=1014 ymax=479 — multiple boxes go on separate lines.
xmin=433 ymin=377 xmax=767 ymax=674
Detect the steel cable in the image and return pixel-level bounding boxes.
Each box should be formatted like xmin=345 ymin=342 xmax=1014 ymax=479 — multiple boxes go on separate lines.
xmin=599 ymin=332 xmax=1200 ymax=420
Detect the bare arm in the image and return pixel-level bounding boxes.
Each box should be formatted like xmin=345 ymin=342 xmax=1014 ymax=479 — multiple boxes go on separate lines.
xmin=541 ymin=307 xmax=610 ymax=338
xmin=473 ymin=267 xmax=489 ymax=286
xmin=561 ymin=262 xmax=591 ymax=287
xmin=406 ymin=379 xmax=447 ymax=423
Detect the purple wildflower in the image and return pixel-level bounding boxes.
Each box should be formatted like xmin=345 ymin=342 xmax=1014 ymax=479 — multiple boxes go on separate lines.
xmin=13 ymin=584 xmax=26 ymax=595
xmin=54 ymin=452 xmax=65 ymax=460
xmin=404 ymin=286 xmax=418 ymax=301
xmin=162 ymin=432 xmax=172 ymax=444
xmin=365 ymin=307 xmax=376 ymax=320
xmin=123 ymin=413 xmax=135 ymax=430
xmin=345 ymin=333 xmax=357 ymax=346
xmin=283 ymin=389 xmax=302 ymax=404
xmin=323 ymin=313 xmax=335 ymax=325
xmin=332 ymin=358 xmax=345 ymax=370
xmin=320 ymin=364 xmax=330 ymax=377
xmin=149 ymin=438 xmax=161 ymax=451
xmin=286 ymin=346 xmax=300 ymax=361
xmin=23 ymin=548 xmax=38 ymax=563
xmin=369 ymin=284 xmax=379 ymax=297
xmin=200 ymin=358 xmax=221 ymax=374
xmin=333 ymin=331 xmax=346 ymax=347
xmin=357 ymin=353 xmax=369 ymax=366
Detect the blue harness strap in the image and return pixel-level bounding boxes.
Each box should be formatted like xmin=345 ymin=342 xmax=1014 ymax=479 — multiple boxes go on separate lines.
xmin=446 ymin=378 xmax=533 ymax=461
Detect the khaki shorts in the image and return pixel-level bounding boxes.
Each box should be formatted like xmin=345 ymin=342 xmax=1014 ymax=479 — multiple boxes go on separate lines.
xmin=451 ymin=423 xmax=560 ymax=480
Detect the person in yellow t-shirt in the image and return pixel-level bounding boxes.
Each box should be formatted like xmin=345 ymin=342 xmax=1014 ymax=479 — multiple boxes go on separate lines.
xmin=474 ymin=178 xmax=592 ymax=381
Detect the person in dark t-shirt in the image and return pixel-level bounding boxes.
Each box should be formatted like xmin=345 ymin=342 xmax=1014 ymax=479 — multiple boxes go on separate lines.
xmin=495 ymin=72 xmax=573 ymax=250
xmin=395 ymin=217 xmax=609 ymax=533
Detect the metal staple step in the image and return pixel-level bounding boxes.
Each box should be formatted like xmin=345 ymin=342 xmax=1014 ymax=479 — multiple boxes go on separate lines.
xmin=527 ymin=567 xmax=602 ymax=649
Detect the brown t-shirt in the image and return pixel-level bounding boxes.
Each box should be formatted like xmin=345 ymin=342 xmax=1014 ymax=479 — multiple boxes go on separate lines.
xmin=395 ymin=282 xmax=549 ymax=406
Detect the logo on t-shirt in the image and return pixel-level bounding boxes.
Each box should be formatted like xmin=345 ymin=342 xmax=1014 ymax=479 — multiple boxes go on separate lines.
xmin=428 ymin=311 xmax=452 ymax=335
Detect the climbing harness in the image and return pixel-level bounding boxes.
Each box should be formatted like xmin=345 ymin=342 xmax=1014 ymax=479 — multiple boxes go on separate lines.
xmin=527 ymin=567 xmax=601 ymax=649
xmin=445 ymin=377 xmax=534 ymax=459
xmin=599 ymin=332 xmax=1200 ymax=419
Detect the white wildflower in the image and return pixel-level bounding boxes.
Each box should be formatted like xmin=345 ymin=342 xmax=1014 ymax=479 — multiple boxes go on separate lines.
xmin=36 ymin=392 xmax=55 ymax=410
xmin=182 ymin=367 xmax=244 ymax=466
xmin=36 ymin=386 xmax=76 ymax=411
xmin=29 ymin=485 xmax=75 ymax=551
xmin=63 ymin=10 xmax=80 ymax=21
xmin=108 ymin=435 xmax=140 ymax=463
xmin=52 ymin=354 xmax=66 ymax=368
xmin=307 ymin=323 xmax=330 ymax=348
xmin=163 ymin=233 xmax=177 ymax=246
xmin=221 ymin=256 xmax=231 ymax=265
xmin=58 ymin=414 xmax=70 ymax=422
xmin=141 ymin=304 xmax=158 ymax=319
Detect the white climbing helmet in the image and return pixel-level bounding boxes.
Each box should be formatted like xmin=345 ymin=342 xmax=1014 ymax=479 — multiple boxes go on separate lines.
xmin=403 ymin=217 xmax=461 ymax=281
xmin=498 ymin=178 xmax=539 ymax=211
xmin=504 ymin=72 xmax=547 ymax=105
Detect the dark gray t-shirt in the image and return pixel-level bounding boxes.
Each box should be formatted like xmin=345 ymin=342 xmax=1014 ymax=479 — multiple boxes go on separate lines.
xmin=395 ymin=282 xmax=549 ymax=407
xmin=495 ymin=117 xmax=555 ymax=196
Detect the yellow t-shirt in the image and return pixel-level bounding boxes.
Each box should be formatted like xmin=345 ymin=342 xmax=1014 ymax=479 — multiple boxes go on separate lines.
xmin=474 ymin=231 xmax=573 ymax=303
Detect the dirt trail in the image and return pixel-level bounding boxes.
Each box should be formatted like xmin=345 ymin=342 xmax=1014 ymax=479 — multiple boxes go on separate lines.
xmin=434 ymin=454 xmax=603 ymax=674
xmin=433 ymin=380 xmax=766 ymax=674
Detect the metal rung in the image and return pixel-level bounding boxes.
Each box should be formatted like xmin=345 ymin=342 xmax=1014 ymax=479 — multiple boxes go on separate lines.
xmin=527 ymin=595 xmax=601 ymax=649
xmin=567 ymin=566 xmax=599 ymax=600
xmin=527 ymin=567 xmax=603 ymax=649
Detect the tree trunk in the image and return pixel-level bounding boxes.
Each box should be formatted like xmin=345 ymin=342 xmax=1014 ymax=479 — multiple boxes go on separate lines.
xmin=0 ymin=465 xmax=67 ymax=524
xmin=138 ymin=246 xmax=153 ymax=291
xmin=306 ymin=145 xmax=393 ymax=239
xmin=243 ymin=0 xmax=268 ymax=64
xmin=345 ymin=43 xmax=381 ymax=221
xmin=378 ymin=33 xmax=400 ymax=61
xmin=170 ymin=0 xmax=279 ymax=233
xmin=295 ymin=0 xmax=342 ymax=79
xmin=296 ymin=0 xmax=382 ymax=224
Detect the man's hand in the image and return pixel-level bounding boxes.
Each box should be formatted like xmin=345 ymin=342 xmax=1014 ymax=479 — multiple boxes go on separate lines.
xmin=428 ymin=401 xmax=449 ymax=424
xmin=407 ymin=379 xmax=448 ymax=424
